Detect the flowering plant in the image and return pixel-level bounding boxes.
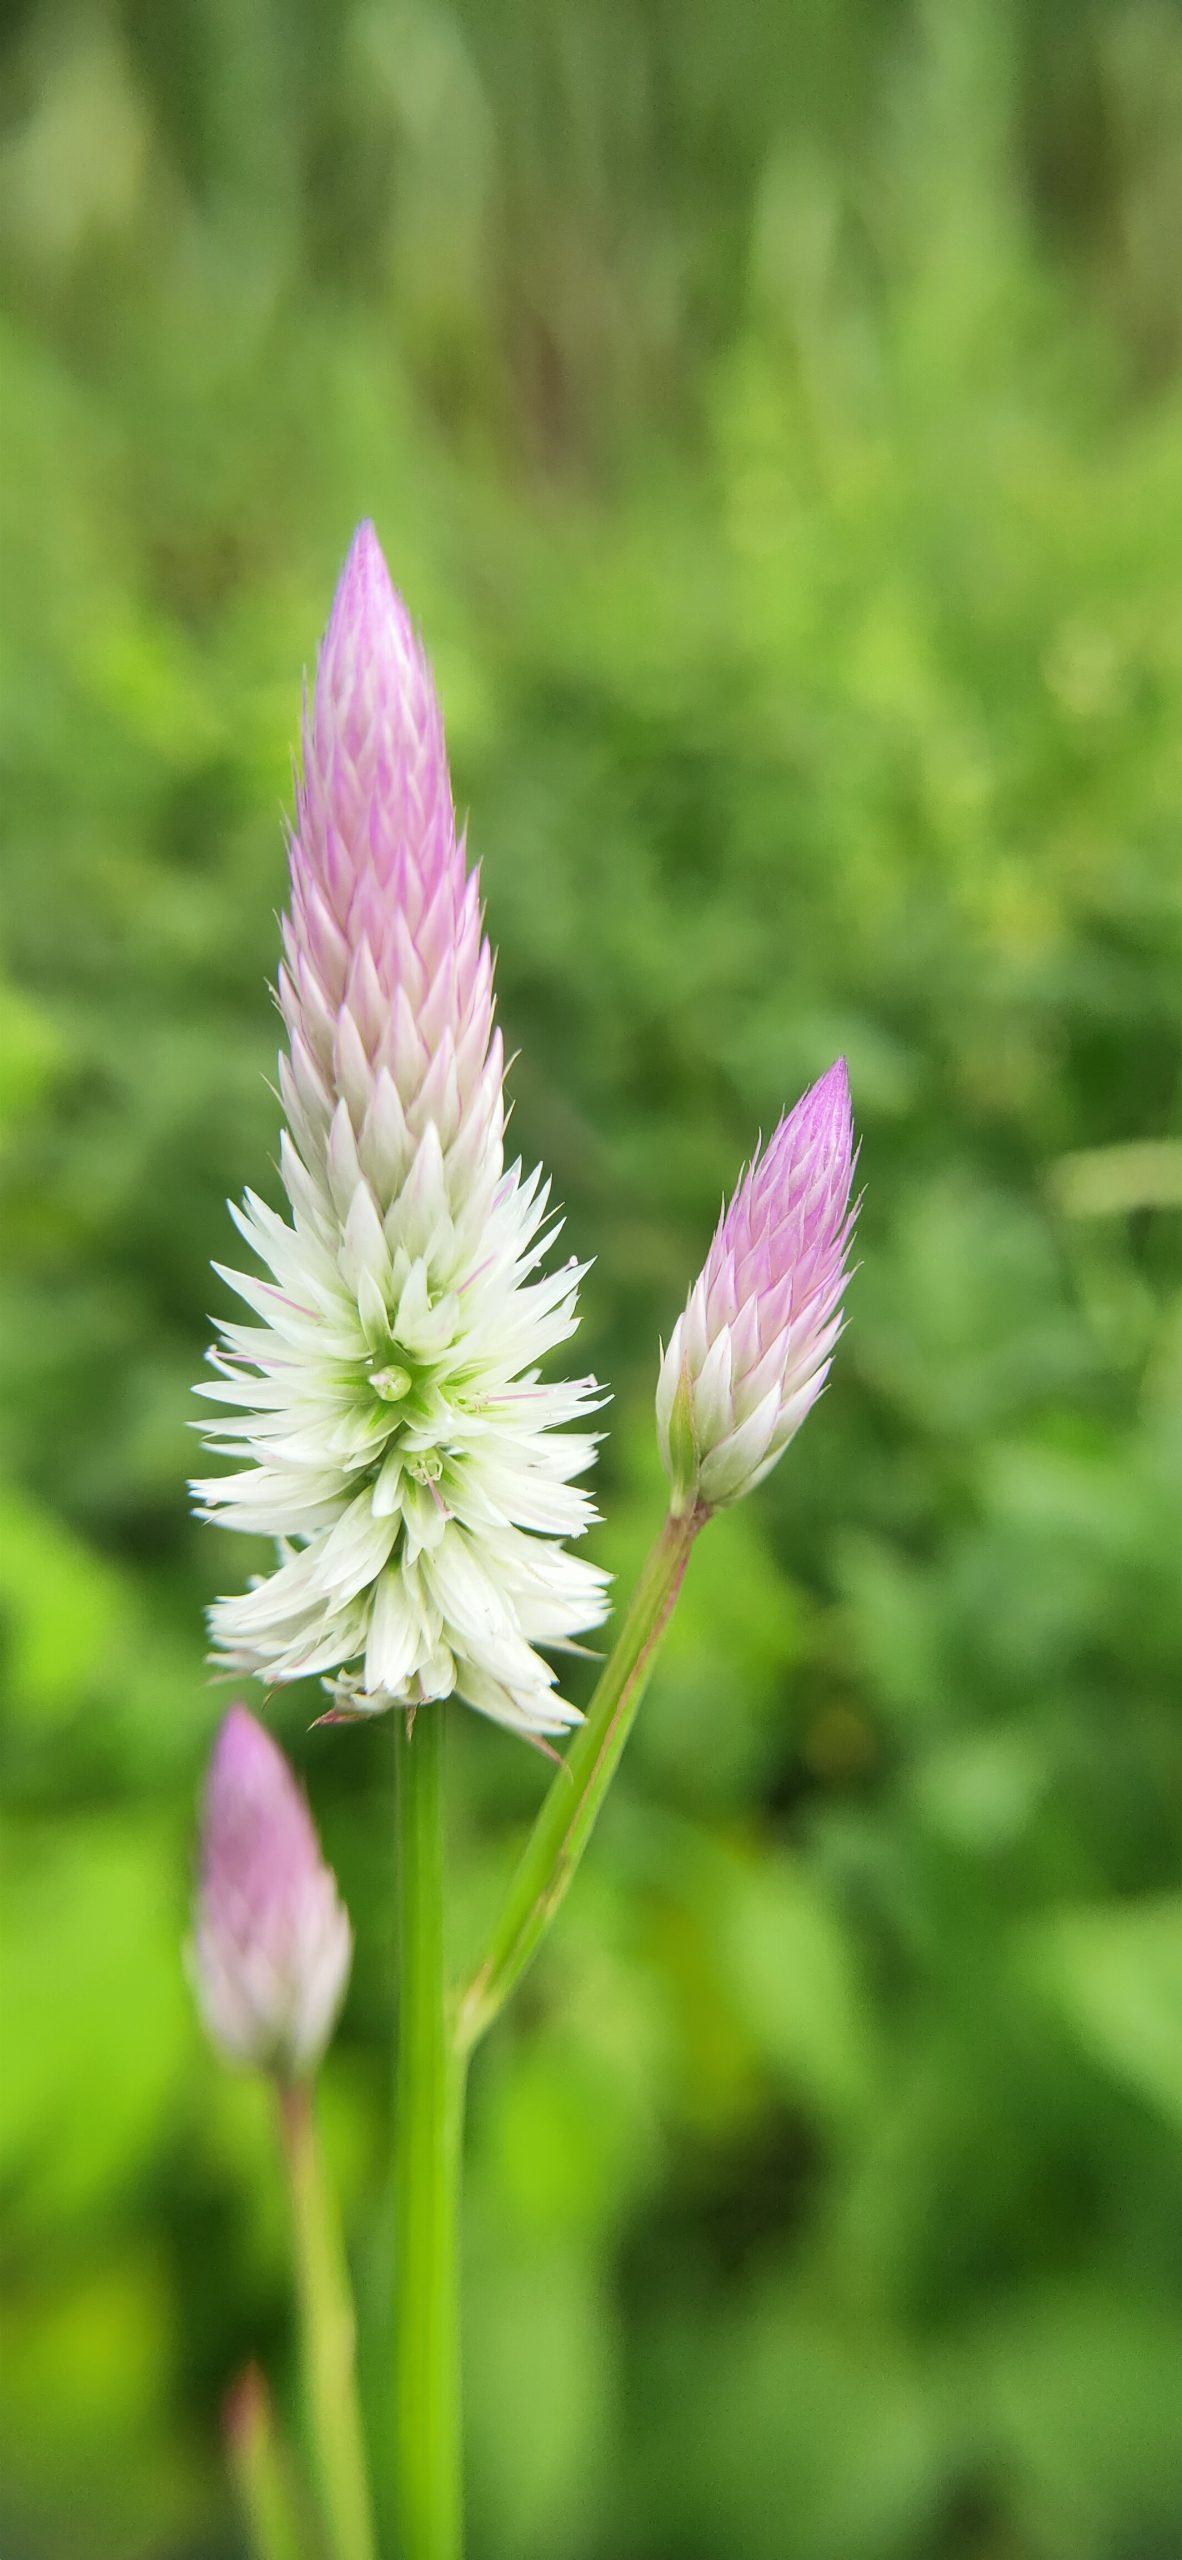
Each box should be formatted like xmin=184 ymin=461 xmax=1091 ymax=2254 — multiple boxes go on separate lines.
xmin=191 ymin=526 xmax=856 ymax=2560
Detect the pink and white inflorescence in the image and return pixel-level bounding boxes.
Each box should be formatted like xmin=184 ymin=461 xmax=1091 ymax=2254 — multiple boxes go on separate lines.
xmin=657 ymin=1059 xmax=857 ymax=1513
xmin=193 ymin=525 xmax=607 ymax=1736
xmin=194 ymin=1706 xmax=352 ymax=2077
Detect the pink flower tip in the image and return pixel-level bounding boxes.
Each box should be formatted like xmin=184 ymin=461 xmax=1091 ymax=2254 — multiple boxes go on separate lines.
xmin=192 ymin=1706 xmax=352 ymax=2079
xmin=328 ymin=517 xmax=400 ymax=640
xmin=315 ymin=520 xmax=425 ymax=744
xmin=657 ymin=1058 xmax=858 ymax=1511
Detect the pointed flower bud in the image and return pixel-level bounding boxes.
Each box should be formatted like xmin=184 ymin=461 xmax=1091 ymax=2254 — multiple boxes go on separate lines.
xmin=193 ymin=524 xmax=607 ymax=1736
xmin=657 ymin=1059 xmax=856 ymax=1513
xmin=193 ymin=1707 xmax=352 ymax=2077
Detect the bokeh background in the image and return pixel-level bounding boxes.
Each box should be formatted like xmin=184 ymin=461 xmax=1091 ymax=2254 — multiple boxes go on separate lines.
xmin=5 ymin=1 xmax=1182 ymax=2552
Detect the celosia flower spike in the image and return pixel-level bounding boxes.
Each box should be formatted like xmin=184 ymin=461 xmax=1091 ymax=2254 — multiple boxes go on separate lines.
xmin=193 ymin=1706 xmax=352 ymax=2077
xmin=193 ymin=525 xmax=607 ymax=1736
xmin=657 ymin=1058 xmax=856 ymax=1513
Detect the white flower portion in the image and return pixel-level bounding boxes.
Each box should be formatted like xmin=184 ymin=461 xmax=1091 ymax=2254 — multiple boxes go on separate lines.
xmin=195 ymin=1116 xmax=607 ymax=1736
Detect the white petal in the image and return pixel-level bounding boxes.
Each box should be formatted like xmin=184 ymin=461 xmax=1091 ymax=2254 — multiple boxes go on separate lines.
xmin=365 ymin=1571 xmax=422 ymax=1693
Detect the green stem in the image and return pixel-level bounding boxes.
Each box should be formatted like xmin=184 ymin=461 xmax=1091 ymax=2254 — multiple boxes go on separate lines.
xmin=457 ymin=1504 xmax=705 ymax=2054
xmin=224 ymin=2363 xmax=308 ymax=2560
xmin=394 ymin=1707 xmax=465 ymax=2560
xmin=276 ymin=2080 xmax=378 ymax=2560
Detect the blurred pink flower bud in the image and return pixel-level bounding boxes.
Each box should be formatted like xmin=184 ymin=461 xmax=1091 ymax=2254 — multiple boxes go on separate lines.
xmin=193 ymin=1706 xmax=352 ymax=2077
xmin=657 ymin=1059 xmax=857 ymax=1513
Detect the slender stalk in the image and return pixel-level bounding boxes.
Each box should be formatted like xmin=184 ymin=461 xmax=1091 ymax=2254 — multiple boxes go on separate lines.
xmin=275 ymin=2080 xmax=377 ymax=2560
xmin=457 ymin=1504 xmax=705 ymax=2054
xmin=394 ymin=1707 xmax=465 ymax=2560
xmin=224 ymin=2363 xmax=308 ymax=2560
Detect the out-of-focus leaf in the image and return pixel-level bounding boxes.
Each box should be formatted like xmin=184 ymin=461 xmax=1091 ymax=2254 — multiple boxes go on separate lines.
xmin=464 ymin=2236 xmax=612 ymax=2560
xmin=642 ymin=2282 xmax=944 ymax=2560
xmin=972 ymin=2284 xmax=1182 ymax=2558
xmin=0 ymin=1484 xmax=130 ymax=1723
xmin=0 ymin=1816 xmax=192 ymax=2230
xmin=717 ymin=1846 xmax=878 ymax=2127
xmin=1031 ymin=1896 xmax=1182 ymax=2136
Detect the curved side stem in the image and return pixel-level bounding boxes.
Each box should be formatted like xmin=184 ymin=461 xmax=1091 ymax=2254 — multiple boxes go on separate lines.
xmin=456 ymin=1504 xmax=705 ymax=2054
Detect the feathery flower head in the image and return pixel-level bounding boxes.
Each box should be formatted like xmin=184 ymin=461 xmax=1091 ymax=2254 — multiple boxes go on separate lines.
xmin=193 ymin=1706 xmax=351 ymax=2077
xmin=193 ymin=524 xmax=607 ymax=1736
xmin=657 ymin=1059 xmax=856 ymax=1514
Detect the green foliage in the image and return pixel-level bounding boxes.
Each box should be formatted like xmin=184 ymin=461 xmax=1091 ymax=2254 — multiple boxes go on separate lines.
xmin=4 ymin=0 xmax=1182 ymax=2551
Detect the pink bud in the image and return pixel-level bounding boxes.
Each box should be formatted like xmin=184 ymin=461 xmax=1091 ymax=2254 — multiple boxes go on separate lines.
xmin=193 ymin=1707 xmax=351 ymax=2077
xmin=657 ymin=1060 xmax=857 ymax=1512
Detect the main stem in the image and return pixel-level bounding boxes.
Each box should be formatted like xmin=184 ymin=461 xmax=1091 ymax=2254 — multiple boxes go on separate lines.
xmin=275 ymin=2081 xmax=377 ymax=2560
xmin=457 ymin=1504 xmax=704 ymax=2053
xmin=395 ymin=1707 xmax=464 ymax=2560
xmin=391 ymin=1506 xmax=702 ymax=2546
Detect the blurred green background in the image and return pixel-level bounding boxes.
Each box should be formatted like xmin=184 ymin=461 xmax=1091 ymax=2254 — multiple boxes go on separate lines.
xmin=5 ymin=0 xmax=1182 ymax=2552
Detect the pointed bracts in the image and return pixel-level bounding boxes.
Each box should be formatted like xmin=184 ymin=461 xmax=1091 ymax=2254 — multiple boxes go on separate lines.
xmin=657 ymin=1060 xmax=857 ymax=1513
xmin=193 ymin=1707 xmax=352 ymax=2077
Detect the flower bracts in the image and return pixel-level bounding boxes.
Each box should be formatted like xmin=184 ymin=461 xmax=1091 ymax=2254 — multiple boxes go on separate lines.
xmin=657 ymin=1059 xmax=856 ymax=1513
xmin=194 ymin=526 xmax=607 ymax=1736
xmin=194 ymin=1707 xmax=351 ymax=2077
